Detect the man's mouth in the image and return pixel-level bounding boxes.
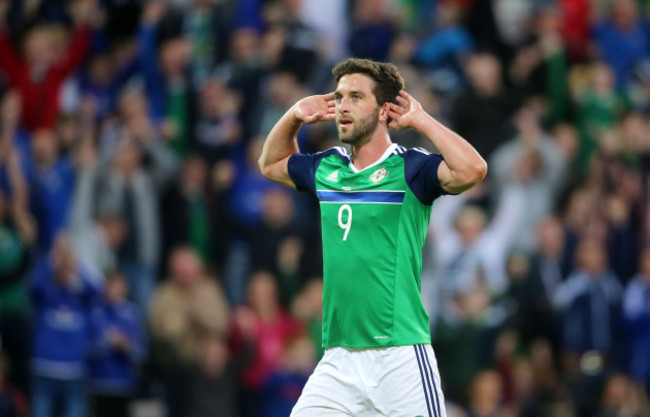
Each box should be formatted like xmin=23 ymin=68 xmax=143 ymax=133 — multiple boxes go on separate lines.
xmin=338 ymin=118 xmax=353 ymax=127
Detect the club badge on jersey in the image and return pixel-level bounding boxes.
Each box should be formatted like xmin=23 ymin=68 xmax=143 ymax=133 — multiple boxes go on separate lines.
xmin=369 ymin=167 xmax=389 ymax=184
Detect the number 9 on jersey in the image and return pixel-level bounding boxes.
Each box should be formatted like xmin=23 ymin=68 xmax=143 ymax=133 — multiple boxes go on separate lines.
xmin=338 ymin=204 xmax=352 ymax=241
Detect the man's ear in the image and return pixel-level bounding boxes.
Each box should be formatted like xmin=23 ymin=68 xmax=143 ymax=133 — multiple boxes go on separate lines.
xmin=379 ymin=102 xmax=390 ymax=123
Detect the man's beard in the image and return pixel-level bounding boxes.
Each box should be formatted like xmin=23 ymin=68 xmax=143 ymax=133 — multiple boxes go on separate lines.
xmin=338 ymin=108 xmax=380 ymax=146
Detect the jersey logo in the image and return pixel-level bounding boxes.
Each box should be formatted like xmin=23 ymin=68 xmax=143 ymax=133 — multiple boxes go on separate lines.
xmin=326 ymin=170 xmax=339 ymax=183
xmin=369 ymin=167 xmax=388 ymax=184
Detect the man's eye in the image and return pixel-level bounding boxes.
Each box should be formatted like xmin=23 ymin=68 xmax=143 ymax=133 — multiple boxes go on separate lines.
xmin=335 ymin=96 xmax=343 ymax=103
xmin=353 ymin=95 xmax=360 ymax=100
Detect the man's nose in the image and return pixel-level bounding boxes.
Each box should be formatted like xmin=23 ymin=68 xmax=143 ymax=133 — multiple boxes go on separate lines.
xmin=337 ymin=98 xmax=350 ymax=113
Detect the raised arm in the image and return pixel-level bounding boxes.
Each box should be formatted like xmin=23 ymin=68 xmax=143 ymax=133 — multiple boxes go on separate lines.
xmin=388 ymin=90 xmax=487 ymax=194
xmin=0 ymin=2 xmax=26 ymax=87
xmin=138 ymin=0 xmax=167 ymax=122
xmin=56 ymin=0 xmax=99 ymax=76
xmin=0 ymin=91 xmax=35 ymax=245
xmin=258 ymin=92 xmax=335 ymax=188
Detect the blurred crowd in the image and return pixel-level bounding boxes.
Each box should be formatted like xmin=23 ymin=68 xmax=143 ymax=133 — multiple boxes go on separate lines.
xmin=0 ymin=0 xmax=648 ymax=416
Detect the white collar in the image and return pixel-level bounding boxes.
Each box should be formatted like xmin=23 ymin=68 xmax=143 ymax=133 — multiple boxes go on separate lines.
xmin=349 ymin=143 xmax=397 ymax=174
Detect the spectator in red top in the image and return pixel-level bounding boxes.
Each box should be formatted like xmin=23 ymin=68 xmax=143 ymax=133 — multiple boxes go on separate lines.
xmin=0 ymin=0 xmax=95 ymax=132
xmin=235 ymin=270 xmax=302 ymax=417
xmin=559 ymin=0 xmax=591 ymax=62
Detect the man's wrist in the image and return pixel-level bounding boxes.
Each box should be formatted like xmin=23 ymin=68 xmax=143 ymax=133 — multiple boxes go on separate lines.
xmin=289 ymin=105 xmax=305 ymax=125
xmin=410 ymin=110 xmax=434 ymax=133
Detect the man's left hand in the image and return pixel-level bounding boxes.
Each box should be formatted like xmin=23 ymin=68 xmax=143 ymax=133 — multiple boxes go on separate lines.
xmin=387 ymin=90 xmax=424 ymax=130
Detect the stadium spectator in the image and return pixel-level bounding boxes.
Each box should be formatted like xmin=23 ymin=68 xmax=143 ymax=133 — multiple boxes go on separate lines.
xmin=186 ymin=333 xmax=254 ymax=417
xmin=410 ymin=2 xmax=473 ymax=93
xmin=0 ymin=96 xmax=35 ymax=392
xmin=433 ymin=282 xmax=495 ymax=404
xmin=88 ymin=270 xmax=145 ymax=417
xmin=452 ymin=53 xmax=519 ymax=160
xmin=622 ymin=248 xmax=650 ymax=391
xmin=466 ymin=370 xmax=513 ymax=417
xmin=192 ymin=76 xmax=243 ymax=164
xmin=22 ymin=129 xmax=76 ymax=254
xmin=161 ymin=154 xmax=212 ymax=271
xmin=250 ymin=188 xmax=304 ymax=305
xmin=149 ymin=246 xmax=229 ymax=417
xmin=593 ymin=0 xmax=650 ymax=91
xmin=29 ymin=233 xmax=102 ymax=417
xmin=291 ymin=278 xmax=324 ymax=359
xmin=178 ymin=0 xmax=233 ymax=84
xmin=429 ymin=183 xmax=526 ymax=297
xmin=0 ymin=0 xmax=94 ymax=132
xmin=93 ymin=105 xmax=178 ymax=307
xmin=237 ymin=270 xmax=302 ymax=417
xmin=553 ymin=238 xmax=623 ymax=360
xmin=137 ymin=0 xmax=188 ymax=129
xmin=559 ymin=0 xmax=591 ymax=61
xmin=509 ymin=358 xmax=546 ymax=417
xmin=77 ymin=48 xmax=139 ymax=122
xmin=257 ymin=0 xmax=320 ymax=84
xmin=575 ymin=62 xmax=629 ymax=172
xmin=299 ymin=0 xmax=349 ymax=62
xmin=348 ymin=0 xmax=396 ymax=62
xmin=596 ymin=373 xmax=645 ymax=417
xmin=70 ymin=142 xmax=127 ymax=277
xmin=514 ymin=216 xmax=571 ymax=348
xmin=464 ymin=0 xmax=535 ymax=64
xmin=490 ymin=105 xmax=567 ymax=251
xmin=215 ymin=27 xmax=265 ymax=141
xmin=509 ymin=5 xmax=571 ymax=125
xmin=263 ymin=333 xmax=315 ymax=417
xmin=257 ymin=71 xmax=306 ymax=137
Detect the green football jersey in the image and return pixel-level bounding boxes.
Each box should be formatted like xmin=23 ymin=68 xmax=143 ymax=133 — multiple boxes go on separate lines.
xmin=288 ymin=143 xmax=447 ymax=348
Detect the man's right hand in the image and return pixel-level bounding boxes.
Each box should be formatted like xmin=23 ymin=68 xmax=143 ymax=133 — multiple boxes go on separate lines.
xmin=259 ymin=92 xmax=335 ymax=189
xmin=293 ymin=92 xmax=336 ymax=124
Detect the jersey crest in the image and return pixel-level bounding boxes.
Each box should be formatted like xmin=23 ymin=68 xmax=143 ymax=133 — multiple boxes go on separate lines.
xmin=369 ymin=167 xmax=389 ymax=184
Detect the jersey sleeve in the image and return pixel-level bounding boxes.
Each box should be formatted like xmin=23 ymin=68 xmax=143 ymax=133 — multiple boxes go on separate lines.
xmin=288 ymin=147 xmax=349 ymax=194
xmin=287 ymin=153 xmax=320 ymax=194
xmin=402 ymin=149 xmax=448 ymax=205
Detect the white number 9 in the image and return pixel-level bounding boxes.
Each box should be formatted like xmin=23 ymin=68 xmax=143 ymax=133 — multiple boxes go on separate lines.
xmin=337 ymin=204 xmax=352 ymax=241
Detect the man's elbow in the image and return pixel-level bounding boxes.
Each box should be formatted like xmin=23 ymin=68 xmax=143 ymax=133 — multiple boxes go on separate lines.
xmin=258 ymin=157 xmax=271 ymax=179
xmin=473 ymin=159 xmax=488 ymax=184
xmin=461 ymin=159 xmax=488 ymax=188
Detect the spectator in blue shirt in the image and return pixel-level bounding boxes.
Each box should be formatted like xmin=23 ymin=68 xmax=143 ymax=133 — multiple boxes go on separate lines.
xmin=348 ymin=0 xmax=396 ymax=62
xmin=88 ymin=270 xmax=145 ymax=417
xmin=29 ymin=232 xmax=102 ymax=417
xmin=553 ymin=238 xmax=622 ymax=358
xmin=25 ymin=130 xmax=76 ymax=255
xmin=622 ymin=247 xmax=650 ymax=390
xmin=263 ymin=333 xmax=315 ymax=417
xmin=78 ymin=51 xmax=139 ymax=122
xmin=594 ymin=0 xmax=650 ymax=90
xmin=411 ymin=2 xmax=473 ymax=93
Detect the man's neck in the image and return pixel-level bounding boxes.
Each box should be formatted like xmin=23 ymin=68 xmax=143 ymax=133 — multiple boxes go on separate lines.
xmin=350 ymin=132 xmax=392 ymax=171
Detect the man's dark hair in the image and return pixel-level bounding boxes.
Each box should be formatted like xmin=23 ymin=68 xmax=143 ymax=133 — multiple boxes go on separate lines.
xmin=332 ymin=58 xmax=405 ymax=114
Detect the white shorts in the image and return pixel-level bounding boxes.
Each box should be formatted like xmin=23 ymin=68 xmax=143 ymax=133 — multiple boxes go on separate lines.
xmin=291 ymin=344 xmax=447 ymax=417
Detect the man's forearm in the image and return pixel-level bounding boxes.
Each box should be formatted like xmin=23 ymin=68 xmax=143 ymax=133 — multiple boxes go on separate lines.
xmin=258 ymin=106 xmax=302 ymax=176
xmin=411 ymin=111 xmax=487 ymax=189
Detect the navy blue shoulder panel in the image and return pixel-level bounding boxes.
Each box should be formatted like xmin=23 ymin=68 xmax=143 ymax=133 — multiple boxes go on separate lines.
xmin=287 ymin=147 xmax=349 ymax=194
xmin=397 ymin=147 xmax=447 ymax=205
